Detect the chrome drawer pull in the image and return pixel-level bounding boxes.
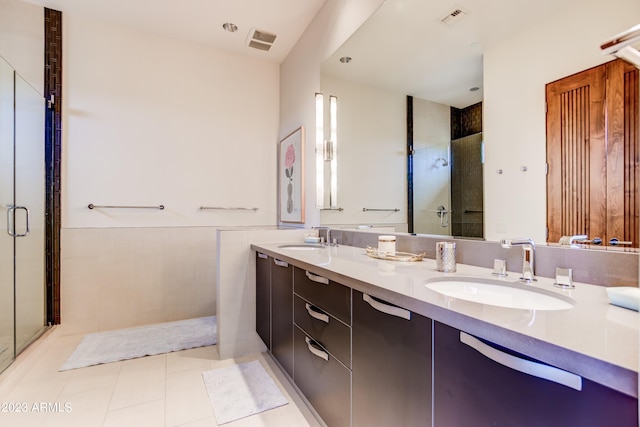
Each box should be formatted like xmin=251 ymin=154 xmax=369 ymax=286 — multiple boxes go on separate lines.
xmin=305 ymin=336 xmax=329 ymax=361
xmin=305 ymin=271 xmax=329 ymax=285
xmin=273 ymin=259 xmax=289 ymax=268
xmin=257 ymin=252 xmax=268 ymax=259
xmin=305 ymin=303 xmax=330 ymax=323
xmin=363 ymin=294 xmax=411 ymax=320
xmin=460 ymin=332 xmax=582 ymax=391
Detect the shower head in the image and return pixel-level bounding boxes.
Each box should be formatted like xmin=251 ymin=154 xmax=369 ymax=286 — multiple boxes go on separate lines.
xmin=435 ymin=157 xmax=449 ymax=167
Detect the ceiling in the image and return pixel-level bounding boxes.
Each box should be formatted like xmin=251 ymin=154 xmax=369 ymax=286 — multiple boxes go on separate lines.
xmin=23 ymin=0 xmax=327 ymax=63
xmin=322 ymin=0 xmax=586 ymax=108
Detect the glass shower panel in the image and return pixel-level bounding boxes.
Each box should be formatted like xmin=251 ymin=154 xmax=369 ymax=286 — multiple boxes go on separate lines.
xmin=14 ymin=73 xmax=46 ymax=353
xmin=413 ymin=143 xmax=452 ymax=235
xmin=0 ymin=57 xmax=15 ymax=372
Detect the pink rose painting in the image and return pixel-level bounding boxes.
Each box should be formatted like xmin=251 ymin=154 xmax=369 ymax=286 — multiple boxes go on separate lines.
xmin=284 ymin=144 xmax=296 ymax=213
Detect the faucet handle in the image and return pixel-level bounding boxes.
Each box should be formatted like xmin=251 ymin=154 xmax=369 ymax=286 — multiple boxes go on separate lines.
xmin=554 ymin=267 xmax=575 ymax=289
xmin=491 ymin=259 xmax=507 ymax=277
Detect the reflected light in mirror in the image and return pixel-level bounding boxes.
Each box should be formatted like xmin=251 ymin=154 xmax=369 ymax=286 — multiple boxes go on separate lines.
xmin=315 ymin=92 xmax=324 ymax=207
xmin=329 ymin=95 xmax=338 ymax=207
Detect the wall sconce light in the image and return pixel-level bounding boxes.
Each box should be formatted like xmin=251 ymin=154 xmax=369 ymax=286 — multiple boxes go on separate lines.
xmin=315 ymin=92 xmax=325 ymax=208
xmin=315 ymin=93 xmax=339 ymax=209
xmin=329 ymin=95 xmax=338 ymax=207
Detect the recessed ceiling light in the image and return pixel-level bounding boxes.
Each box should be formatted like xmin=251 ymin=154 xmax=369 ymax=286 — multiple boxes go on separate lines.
xmin=222 ymin=23 xmax=238 ymax=33
xmin=339 ymin=56 xmax=352 ymax=64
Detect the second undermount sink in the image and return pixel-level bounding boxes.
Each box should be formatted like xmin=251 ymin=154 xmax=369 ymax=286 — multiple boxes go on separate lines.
xmin=425 ymin=276 xmax=575 ymax=311
xmin=278 ymin=244 xmax=326 ymax=251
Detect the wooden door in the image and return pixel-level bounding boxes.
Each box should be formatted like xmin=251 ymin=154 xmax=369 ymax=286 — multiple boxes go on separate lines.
xmin=546 ymin=59 xmax=638 ymax=247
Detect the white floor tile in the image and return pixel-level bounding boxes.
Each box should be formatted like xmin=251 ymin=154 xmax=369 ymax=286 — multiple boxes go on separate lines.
xmin=0 ymin=326 xmax=320 ymax=427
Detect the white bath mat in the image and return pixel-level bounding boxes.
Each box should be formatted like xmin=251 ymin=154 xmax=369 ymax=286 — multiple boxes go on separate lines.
xmin=203 ymin=360 xmax=289 ymax=424
xmin=60 ymin=316 xmax=216 ymax=371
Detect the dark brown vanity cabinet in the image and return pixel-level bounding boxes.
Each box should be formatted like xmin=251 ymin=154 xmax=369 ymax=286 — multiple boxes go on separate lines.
xmin=255 ymin=252 xmax=271 ymax=350
xmin=433 ymin=321 xmax=638 ymax=427
xmin=293 ymin=267 xmax=352 ymax=427
xmin=352 ymin=290 xmax=432 ymax=427
xmin=270 ymin=257 xmax=294 ymax=378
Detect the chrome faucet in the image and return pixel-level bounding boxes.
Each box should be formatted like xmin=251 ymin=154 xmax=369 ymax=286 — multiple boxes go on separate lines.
xmin=313 ymin=226 xmax=332 ymax=246
xmin=500 ymin=238 xmax=536 ymax=282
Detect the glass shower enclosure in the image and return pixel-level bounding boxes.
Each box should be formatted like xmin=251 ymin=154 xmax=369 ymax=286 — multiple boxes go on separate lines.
xmin=0 ymin=56 xmax=46 ymax=373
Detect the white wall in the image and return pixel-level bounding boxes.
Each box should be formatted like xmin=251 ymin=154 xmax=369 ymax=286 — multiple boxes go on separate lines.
xmin=59 ymin=11 xmax=282 ymax=330
xmin=0 ymin=0 xmax=43 ymax=93
xmin=483 ymin=0 xmax=640 ymax=243
xmin=63 ymin=13 xmax=280 ymax=228
xmin=279 ymin=0 xmax=386 ymax=228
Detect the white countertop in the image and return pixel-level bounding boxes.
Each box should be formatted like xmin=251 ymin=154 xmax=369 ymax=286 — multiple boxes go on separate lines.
xmin=251 ymin=242 xmax=639 ymax=398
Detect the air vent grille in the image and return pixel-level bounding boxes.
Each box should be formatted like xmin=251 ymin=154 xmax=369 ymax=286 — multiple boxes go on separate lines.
xmin=247 ymin=28 xmax=277 ymax=52
xmin=439 ymin=8 xmax=468 ymax=26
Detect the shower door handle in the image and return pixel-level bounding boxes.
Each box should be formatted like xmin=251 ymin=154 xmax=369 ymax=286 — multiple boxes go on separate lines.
xmin=7 ymin=206 xmax=30 ymax=237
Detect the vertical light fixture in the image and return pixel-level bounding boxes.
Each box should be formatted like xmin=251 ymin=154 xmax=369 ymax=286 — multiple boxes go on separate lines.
xmin=315 ymin=93 xmax=324 ymax=208
xmin=329 ymin=95 xmax=338 ymax=207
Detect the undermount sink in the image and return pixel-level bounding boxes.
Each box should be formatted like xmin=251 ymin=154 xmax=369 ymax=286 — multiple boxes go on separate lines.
xmin=278 ymin=244 xmax=326 ymax=251
xmin=425 ymin=276 xmax=575 ymax=311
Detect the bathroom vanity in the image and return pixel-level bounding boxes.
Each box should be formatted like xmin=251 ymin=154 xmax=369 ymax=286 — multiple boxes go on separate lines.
xmin=252 ymin=242 xmax=638 ymax=427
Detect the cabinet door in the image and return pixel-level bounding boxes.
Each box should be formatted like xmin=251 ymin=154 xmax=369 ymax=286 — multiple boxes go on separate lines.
xmin=352 ymin=290 xmax=432 ymax=427
xmin=293 ymin=326 xmax=351 ymax=427
xmin=255 ymin=252 xmax=271 ymax=349
xmin=271 ymin=258 xmax=293 ymax=377
xmin=434 ymin=321 xmax=638 ymax=427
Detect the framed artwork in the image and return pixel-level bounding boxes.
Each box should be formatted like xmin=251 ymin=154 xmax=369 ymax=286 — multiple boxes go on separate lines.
xmin=279 ymin=127 xmax=305 ymax=223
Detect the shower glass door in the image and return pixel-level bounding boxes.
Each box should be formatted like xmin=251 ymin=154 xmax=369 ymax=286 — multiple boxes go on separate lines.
xmin=0 ymin=57 xmax=15 ymax=373
xmin=0 ymin=56 xmax=46 ymax=373
xmin=413 ymin=143 xmax=452 ymax=235
xmin=15 ymin=70 xmax=46 ymax=354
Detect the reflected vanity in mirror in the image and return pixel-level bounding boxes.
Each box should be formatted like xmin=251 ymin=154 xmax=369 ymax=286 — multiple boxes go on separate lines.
xmin=318 ymin=0 xmax=640 ymax=249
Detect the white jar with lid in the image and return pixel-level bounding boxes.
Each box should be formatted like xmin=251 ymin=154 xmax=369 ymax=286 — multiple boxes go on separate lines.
xmin=378 ymin=235 xmax=397 ymax=255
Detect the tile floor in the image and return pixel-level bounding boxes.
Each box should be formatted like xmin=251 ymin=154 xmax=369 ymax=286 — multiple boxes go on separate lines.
xmin=0 ymin=326 xmax=321 ymax=427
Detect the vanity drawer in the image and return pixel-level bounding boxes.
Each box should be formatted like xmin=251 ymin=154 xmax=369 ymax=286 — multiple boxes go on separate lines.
xmin=294 ymin=294 xmax=351 ymax=367
xmin=293 ymin=326 xmax=351 ymax=427
xmin=294 ymin=267 xmax=351 ymax=324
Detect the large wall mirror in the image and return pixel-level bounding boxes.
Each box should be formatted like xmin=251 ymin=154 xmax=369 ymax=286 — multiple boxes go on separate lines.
xmin=318 ymin=0 xmax=640 ymax=248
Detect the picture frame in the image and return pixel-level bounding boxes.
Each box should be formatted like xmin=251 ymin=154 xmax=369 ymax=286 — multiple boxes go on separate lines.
xmin=278 ymin=127 xmax=305 ymax=223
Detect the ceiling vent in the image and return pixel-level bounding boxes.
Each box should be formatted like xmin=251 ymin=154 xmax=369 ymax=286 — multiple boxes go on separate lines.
xmin=247 ymin=28 xmax=277 ymax=52
xmin=439 ymin=8 xmax=468 ymax=26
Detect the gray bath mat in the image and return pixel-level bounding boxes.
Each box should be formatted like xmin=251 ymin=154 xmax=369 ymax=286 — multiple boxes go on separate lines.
xmin=203 ymin=360 xmax=289 ymax=424
xmin=60 ymin=316 xmax=216 ymax=371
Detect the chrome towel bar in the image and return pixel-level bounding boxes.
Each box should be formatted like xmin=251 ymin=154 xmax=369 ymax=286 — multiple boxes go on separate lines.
xmin=88 ymin=204 xmax=164 ymax=210
xmin=362 ymin=208 xmax=400 ymax=212
xmin=199 ymin=206 xmax=259 ymax=211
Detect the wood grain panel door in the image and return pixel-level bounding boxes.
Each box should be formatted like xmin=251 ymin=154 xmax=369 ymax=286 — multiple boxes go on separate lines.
xmin=546 ymin=59 xmax=638 ymax=247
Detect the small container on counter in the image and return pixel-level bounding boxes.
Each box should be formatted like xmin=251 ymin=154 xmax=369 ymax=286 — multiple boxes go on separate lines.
xmin=436 ymin=241 xmax=456 ymax=272
xmin=378 ymin=235 xmax=397 ymax=255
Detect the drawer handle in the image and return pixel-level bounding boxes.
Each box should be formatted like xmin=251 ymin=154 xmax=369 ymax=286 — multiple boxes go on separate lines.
xmin=305 ymin=271 xmax=329 ymax=285
xmin=363 ymin=294 xmax=411 ymax=320
xmin=257 ymin=252 xmax=268 ymax=259
xmin=305 ymin=336 xmax=329 ymax=361
xmin=460 ymin=332 xmax=582 ymax=391
xmin=305 ymin=303 xmax=330 ymax=323
xmin=274 ymin=259 xmax=289 ymax=268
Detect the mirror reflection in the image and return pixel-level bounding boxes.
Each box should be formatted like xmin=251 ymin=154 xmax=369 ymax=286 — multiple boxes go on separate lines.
xmin=319 ymin=0 xmax=640 ymax=248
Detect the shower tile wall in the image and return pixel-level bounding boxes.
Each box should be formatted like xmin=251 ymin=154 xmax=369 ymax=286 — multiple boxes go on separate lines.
xmin=45 ymin=7 xmax=62 ymax=325
xmin=451 ymin=102 xmax=482 ymax=140
xmin=450 ymin=102 xmax=483 ymax=238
